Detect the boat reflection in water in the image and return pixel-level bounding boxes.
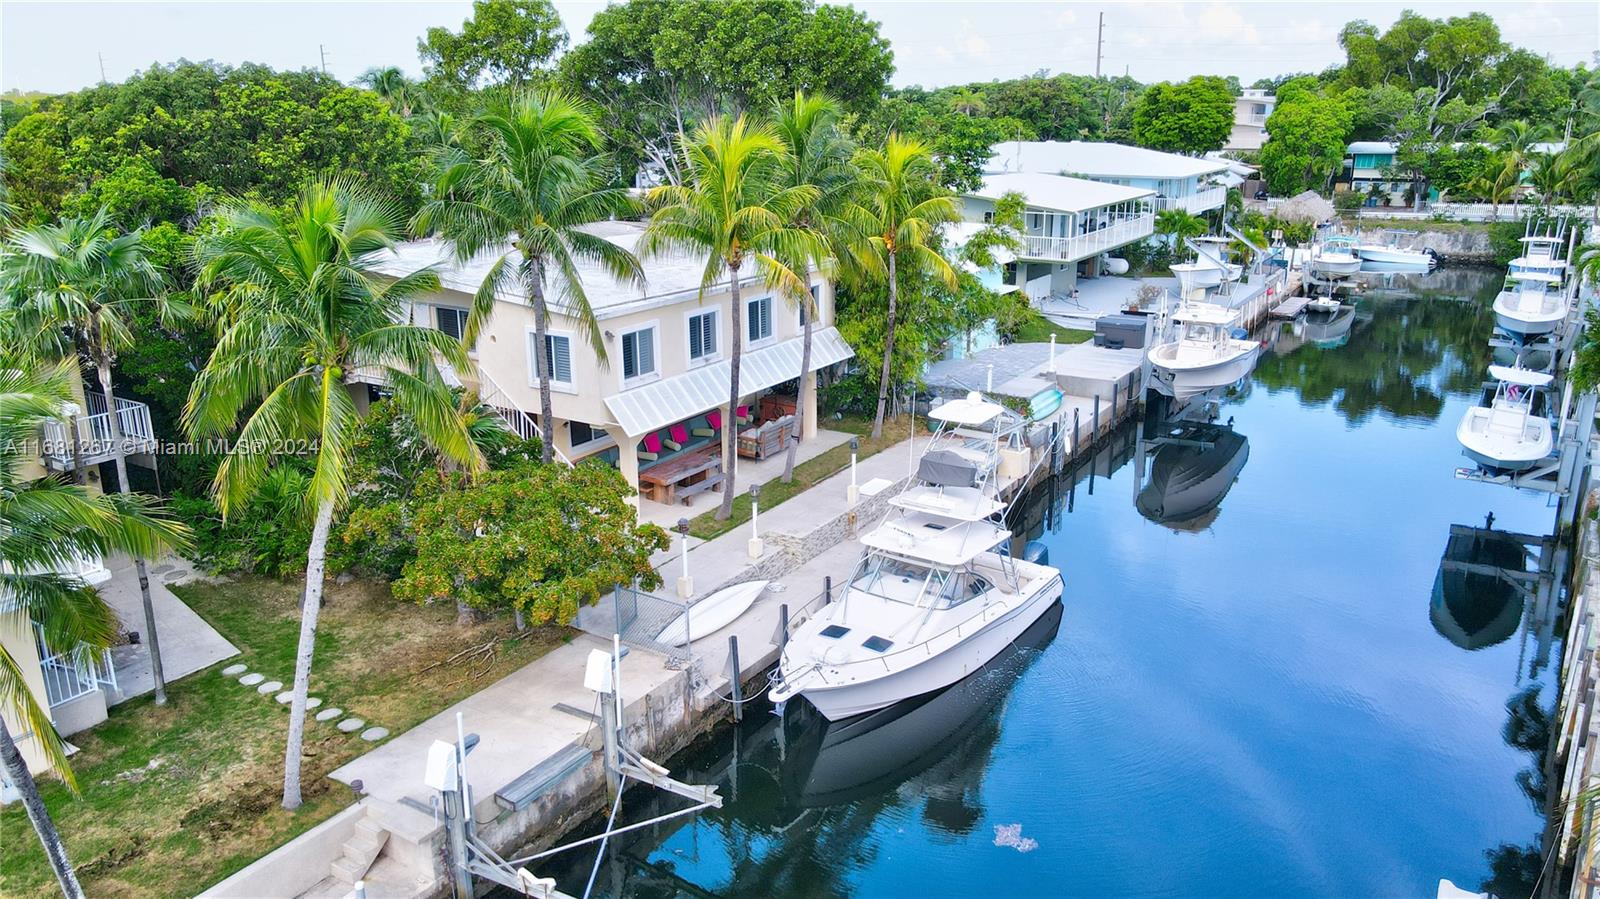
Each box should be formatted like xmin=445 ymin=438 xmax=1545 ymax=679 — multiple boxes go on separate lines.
xmin=1135 ymin=422 xmax=1250 ymax=532
xmin=1430 ymin=524 xmax=1529 ymax=651
xmin=781 ymin=599 xmax=1063 ymax=809
xmin=1300 ymin=305 xmax=1357 ymax=349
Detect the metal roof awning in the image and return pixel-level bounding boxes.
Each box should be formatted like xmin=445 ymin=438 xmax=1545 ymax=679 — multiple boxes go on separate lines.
xmin=604 ymin=327 xmax=854 ymax=438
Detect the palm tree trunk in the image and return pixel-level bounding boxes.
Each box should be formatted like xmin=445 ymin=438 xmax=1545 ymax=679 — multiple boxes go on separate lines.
xmin=0 ymin=716 xmax=84 ymax=899
xmin=95 ymin=364 xmax=165 ymax=706
xmin=871 ymin=250 xmax=898 ymax=439
xmin=528 ymin=260 xmax=556 ymax=465
xmin=782 ymin=306 xmax=814 ymax=483
xmin=282 ymin=495 xmax=335 ymax=811
xmin=717 ymin=263 xmax=743 ymax=521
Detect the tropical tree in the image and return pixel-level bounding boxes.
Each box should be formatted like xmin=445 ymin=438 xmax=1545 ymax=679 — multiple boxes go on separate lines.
xmin=0 ymin=360 xmax=188 ymax=899
xmin=947 ymin=88 xmax=988 ymax=117
xmin=2 ymin=208 xmax=183 ymax=705
xmin=1156 ymin=207 xmax=1208 ymax=251
xmin=187 ymin=179 xmax=484 ymax=810
xmin=415 ymin=89 xmax=643 ymax=464
xmin=641 ymin=115 xmax=818 ymax=519
xmin=1528 ymin=152 xmax=1580 ymax=203
xmin=356 ymin=66 xmax=421 ymax=117
xmin=845 ymin=135 xmax=959 ymax=439
xmin=771 ymin=91 xmax=857 ymax=482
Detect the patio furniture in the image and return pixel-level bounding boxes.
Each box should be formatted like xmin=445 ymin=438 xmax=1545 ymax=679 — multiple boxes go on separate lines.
xmin=665 ymin=423 xmax=691 ymax=451
xmin=735 ymin=405 xmax=753 ymax=426
xmin=693 ymin=409 xmax=721 ymax=439
xmin=737 ymin=415 xmax=794 ymax=461
xmin=675 ymin=470 xmax=724 ymax=504
xmin=638 ymin=445 xmax=721 ymax=505
xmin=638 ymin=431 xmax=663 ymax=462
xmin=760 ymin=394 xmax=797 ymax=421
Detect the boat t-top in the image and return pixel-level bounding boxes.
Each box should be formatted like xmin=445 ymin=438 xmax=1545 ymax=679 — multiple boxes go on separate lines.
xmin=770 ymin=392 xmax=1064 ymax=721
xmin=1456 ymin=365 xmax=1554 ymax=473
xmin=1169 ymin=237 xmax=1242 ymax=294
xmin=1355 ymin=229 xmax=1437 ymax=268
xmin=1508 ymin=235 xmax=1568 ymax=278
xmin=1493 ymin=270 xmax=1567 ymax=340
xmin=1146 ymin=302 xmax=1260 ymax=400
xmin=1309 ymin=234 xmax=1362 ymax=278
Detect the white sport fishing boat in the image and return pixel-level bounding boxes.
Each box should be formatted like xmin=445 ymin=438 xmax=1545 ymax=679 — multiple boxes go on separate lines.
xmin=1493 ymin=271 xmax=1567 ymax=339
xmin=1456 ymin=365 xmax=1553 ymax=473
xmin=1169 ymin=238 xmax=1242 ymax=293
xmin=1309 ymin=234 xmax=1362 ymax=278
xmin=770 ymin=393 xmax=1064 ymax=721
xmin=1508 ymin=234 xmax=1568 ymax=278
xmin=1356 ymin=230 xmax=1437 ymax=267
xmin=1146 ymin=302 xmax=1260 ymax=400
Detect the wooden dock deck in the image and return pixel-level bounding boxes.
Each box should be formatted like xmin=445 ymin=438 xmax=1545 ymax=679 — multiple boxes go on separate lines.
xmin=1271 ymin=294 xmax=1311 ymax=319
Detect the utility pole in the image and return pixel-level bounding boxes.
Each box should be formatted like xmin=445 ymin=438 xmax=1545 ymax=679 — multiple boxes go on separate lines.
xmin=319 ymin=44 xmax=328 ymax=74
xmin=1095 ymin=12 xmax=1104 ymax=79
xmin=97 ymin=52 xmax=107 ymax=84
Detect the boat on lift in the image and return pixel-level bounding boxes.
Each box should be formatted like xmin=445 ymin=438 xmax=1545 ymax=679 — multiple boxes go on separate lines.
xmin=1493 ymin=270 xmax=1567 ymax=340
xmin=770 ymin=392 xmax=1065 ymax=721
xmin=1356 ymin=230 xmax=1437 ymax=267
xmin=1169 ymin=237 xmax=1242 ymax=294
xmin=1146 ymin=302 xmax=1260 ymax=400
xmin=1456 ymin=365 xmax=1554 ymax=473
xmin=1508 ymin=234 xmax=1568 ymax=278
xmin=1309 ymin=234 xmax=1362 ymax=278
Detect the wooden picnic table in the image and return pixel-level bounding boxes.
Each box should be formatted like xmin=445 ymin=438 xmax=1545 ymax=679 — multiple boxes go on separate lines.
xmin=638 ymin=445 xmax=722 ymax=505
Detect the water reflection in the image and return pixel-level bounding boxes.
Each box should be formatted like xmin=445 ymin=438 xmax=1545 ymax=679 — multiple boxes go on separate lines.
xmin=1430 ymin=522 xmax=1530 ymax=651
xmin=1135 ymin=422 xmax=1249 ymax=532
xmin=1254 ymin=266 xmax=1501 ymax=424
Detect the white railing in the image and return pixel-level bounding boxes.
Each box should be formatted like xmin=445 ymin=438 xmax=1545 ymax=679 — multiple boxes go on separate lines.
xmin=473 ymin=367 xmax=575 ymax=467
xmin=1153 ymin=187 xmax=1227 ymax=214
xmin=1247 ymin=113 xmax=1269 ymax=127
xmin=39 ymin=395 xmax=155 ymax=468
xmin=35 ymin=625 xmax=117 ymax=708
xmin=1022 ymin=213 xmax=1155 ymax=263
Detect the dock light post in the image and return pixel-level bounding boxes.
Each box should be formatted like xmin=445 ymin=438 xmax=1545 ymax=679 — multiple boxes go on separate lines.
xmin=1048 ymin=333 xmax=1057 ymax=374
xmin=847 ymin=437 xmax=860 ymax=505
xmin=986 ymin=363 xmax=994 ymax=393
xmin=748 ymin=484 xmax=764 ymax=560
xmin=676 ymin=517 xmax=693 ymax=599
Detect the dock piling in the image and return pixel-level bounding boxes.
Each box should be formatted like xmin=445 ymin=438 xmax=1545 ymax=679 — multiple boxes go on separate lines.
xmin=824 ymin=576 xmax=832 ymax=605
xmin=1093 ymin=394 xmax=1101 ymax=441
xmin=728 ymin=636 xmax=743 ymax=723
xmin=1072 ymin=408 xmax=1080 ymax=456
xmin=779 ymin=604 xmax=789 ymax=651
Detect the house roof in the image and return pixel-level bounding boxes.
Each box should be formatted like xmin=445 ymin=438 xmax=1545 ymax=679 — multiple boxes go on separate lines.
xmin=1347 ymin=141 xmax=1398 ymax=155
xmin=970 ymin=172 xmax=1153 ymax=214
xmin=373 ymin=221 xmax=785 ymax=321
xmin=986 ymin=140 xmax=1230 ymax=180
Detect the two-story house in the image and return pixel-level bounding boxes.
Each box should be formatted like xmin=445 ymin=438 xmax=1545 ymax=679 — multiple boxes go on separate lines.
xmin=960 ymin=171 xmax=1155 ymax=302
xmin=1226 ymin=89 xmax=1275 ymax=152
xmin=985 ymin=140 xmax=1230 ymax=215
xmin=368 ymin=220 xmax=852 ymax=514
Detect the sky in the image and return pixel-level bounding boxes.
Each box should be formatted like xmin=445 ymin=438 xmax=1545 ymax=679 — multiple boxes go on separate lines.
xmin=1 ymin=0 xmax=1596 ymax=96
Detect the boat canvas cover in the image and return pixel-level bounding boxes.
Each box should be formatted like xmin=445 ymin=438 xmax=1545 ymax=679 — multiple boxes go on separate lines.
xmin=928 ymin=394 xmax=1004 ymax=426
xmin=917 ymin=450 xmax=981 ymax=488
xmin=1488 ymin=365 xmax=1554 ymax=388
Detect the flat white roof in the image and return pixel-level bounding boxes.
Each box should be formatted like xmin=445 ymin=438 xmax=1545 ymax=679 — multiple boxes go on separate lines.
xmin=987 ymin=140 xmax=1229 ymax=180
xmin=373 ymin=221 xmax=793 ymax=320
xmin=971 ymin=172 xmax=1153 ymax=214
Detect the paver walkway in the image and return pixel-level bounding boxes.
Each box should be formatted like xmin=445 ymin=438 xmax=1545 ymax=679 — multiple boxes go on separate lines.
xmin=102 ymin=553 xmax=238 ymax=703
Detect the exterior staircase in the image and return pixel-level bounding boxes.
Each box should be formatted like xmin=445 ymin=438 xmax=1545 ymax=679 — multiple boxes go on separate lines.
xmin=330 ymin=815 xmax=388 ymax=884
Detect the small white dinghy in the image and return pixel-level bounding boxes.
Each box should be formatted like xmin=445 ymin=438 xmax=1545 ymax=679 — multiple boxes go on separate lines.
xmin=656 ymin=580 xmax=768 ymax=646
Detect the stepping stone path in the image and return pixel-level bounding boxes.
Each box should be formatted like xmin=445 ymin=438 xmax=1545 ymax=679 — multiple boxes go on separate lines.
xmin=222 ymin=668 xmax=380 ymax=735
xmin=274 ymin=691 xmax=294 ymax=704
xmin=306 ymin=697 xmax=322 ymax=710
xmin=256 ymin=681 xmax=282 ymax=694
xmin=239 ymin=673 xmax=264 ymax=686
xmin=315 ymin=708 xmax=342 ymax=722
xmin=222 ymin=664 xmax=247 ymax=676
xmin=360 ymin=727 xmax=388 ymax=742
xmin=337 ymin=718 xmax=365 ymax=733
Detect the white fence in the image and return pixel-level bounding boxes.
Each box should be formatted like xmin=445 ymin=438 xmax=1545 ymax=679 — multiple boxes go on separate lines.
xmin=39 ymin=394 xmax=155 ymax=469
xmin=1356 ymin=202 xmax=1596 ymax=224
xmin=35 ymin=624 xmax=117 ymax=707
xmin=1153 ymin=187 xmax=1227 ymax=215
xmin=1023 ymin=213 xmax=1155 ymax=264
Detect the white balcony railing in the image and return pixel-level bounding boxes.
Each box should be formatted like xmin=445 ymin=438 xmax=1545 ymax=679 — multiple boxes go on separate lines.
xmin=35 ymin=624 xmax=117 ymax=708
xmin=1152 ymin=186 xmax=1228 ymax=214
xmin=39 ymin=394 xmax=156 ymax=470
xmin=1022 ymin=213 xmax=1156 ymax=263
xmin=1247 ymin=113 xmax=1269 ymax=126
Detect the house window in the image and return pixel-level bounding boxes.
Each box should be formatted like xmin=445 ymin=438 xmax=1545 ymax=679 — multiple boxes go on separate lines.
xmin=569 ymin=421 xmax=601 ymax=447
xmin=982 ymin=211 xmax=994 ymax=223
xmin=621 ymin=326 xmax=657 ymax=381
xmin=530 ymin=333 xmax=572 ymax=385
xmin=688 ymin=310 xmax=717 ymax=362
xmin=435 ymin=306 xmax=470 ymax=341
xmin=746 ymin=296 xmax=773 ymax=343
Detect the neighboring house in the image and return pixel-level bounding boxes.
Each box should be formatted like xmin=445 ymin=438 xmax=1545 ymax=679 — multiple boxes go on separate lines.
xmin=986 ymin=140 xmax=1230 ymax=215
xmin=958 ymin=171 xmax=1155 ymax=302
xmin=1 ymin=369 xmax=148 ymax=795
xmin=368 ymin=220 xmax=852 ymax=512
xmin=1226 ymin=89 xmax=1275 ymax=152
xmin=1335 ymin=139 xmax=1566 ymax=207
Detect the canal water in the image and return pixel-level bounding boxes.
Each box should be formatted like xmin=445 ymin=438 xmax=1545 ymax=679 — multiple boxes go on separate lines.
xmin=548 ymin=266 xmax=1562 ymax=898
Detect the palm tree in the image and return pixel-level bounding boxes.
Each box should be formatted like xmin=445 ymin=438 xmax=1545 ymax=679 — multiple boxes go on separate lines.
xmin=2 ymin=208 xmax=183 ymax=705
xmin=1529 ymin=152 xmax=1579 ymax=204
xmin=0 ymin=360 xmax=188 ymax=899
xmin=357 ymin=66 xmax=419 ymax=117
xmin=187 ymin=179 xmax=483 ymax=810
xmin=1155 ymin=207 xmax=1207 ymax=249
xmin=948 ymin=88 xmax=987 ymax=117
xmin=641 ymin=115 xmax=818 ymax=519
xmin=845 ymin=135 xmax=959 ymax=439
xmin=414 ymin=89 xmax=643 ymax=464
xmin=771 ymin=91 xmax=856 ymax=483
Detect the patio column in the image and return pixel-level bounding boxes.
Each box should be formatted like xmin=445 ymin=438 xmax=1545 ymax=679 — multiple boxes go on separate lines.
xmin=802 ymin=372 xmax=818 ymax=440
xmin=608 ymin=425 xmax=641 ymax=511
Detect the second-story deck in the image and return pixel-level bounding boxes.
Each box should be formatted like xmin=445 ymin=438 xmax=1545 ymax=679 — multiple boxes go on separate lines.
xmin=39 ymin=393 xmax=157 ymax=471
xmin=1151 ymin=186 xmax=1227 ymax=214
xmin=1021 ymin=212 xmax=1156 ymax=263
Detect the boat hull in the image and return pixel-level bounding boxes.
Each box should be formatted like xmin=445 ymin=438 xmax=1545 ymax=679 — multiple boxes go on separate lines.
xmin=1456 ymin=406 xmax=1553 ymax=472
xmin=1310 ymin=256 xmax=1362 ymax=277
xmin=782 ymin=575 xmax=1064 ymax=721
xmin=1357 ymin=246 xmax=1433 ymax=266
xmin=1148 ymin=343 xmax=1260 ymax=400
xmin=1492 ymin=295 xmax=1565 ymax=339
xmin=655 ymin=580 xmax=766 ymax=646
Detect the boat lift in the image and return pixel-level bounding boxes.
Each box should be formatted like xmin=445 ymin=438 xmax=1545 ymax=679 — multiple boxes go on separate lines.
xmin=1437 ymin=514 xmax=1566 ymax=682
xmin=427 ymin=637 xmax=722 ymax=899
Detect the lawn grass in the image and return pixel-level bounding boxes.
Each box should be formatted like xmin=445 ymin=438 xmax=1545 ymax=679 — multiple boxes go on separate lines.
xmin=687 ymin=412 xmax=913 ymax=540
xmin=1011 ymin=312 xmax=1094 ymax=346
xmin=0 ymin=577 xmax=571 ymax=899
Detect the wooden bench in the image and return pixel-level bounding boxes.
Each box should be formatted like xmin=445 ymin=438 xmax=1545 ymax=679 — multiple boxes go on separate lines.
xmin=639 ymin=447 xmax=722 ymax=504
xmin=676 ymin=471 xmax=724 ymax=504
xmin=494 ymin=743 xmax=595 ymax=812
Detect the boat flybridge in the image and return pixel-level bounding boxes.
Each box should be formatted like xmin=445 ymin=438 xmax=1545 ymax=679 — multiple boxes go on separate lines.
xmin=1356 ymin=230 xmax=1437 ymax=268
xmin=1493 ymin=270 xmax=1567 ymax=340
xmin=1309 ymin=234 xmax=1362 ymax=277
xmin=1508 ymin=235 xmax=1569 ymax=278
xmin=1147 ymin=302 xmax=1261 ymax=400
xmin=1456 ymin=365 xmax=1554 ymax=473
xmin=770 ymin=392 xmax=1064 ymax=721
xmin=1169 ymin=237 xmax=1242 ymax=294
